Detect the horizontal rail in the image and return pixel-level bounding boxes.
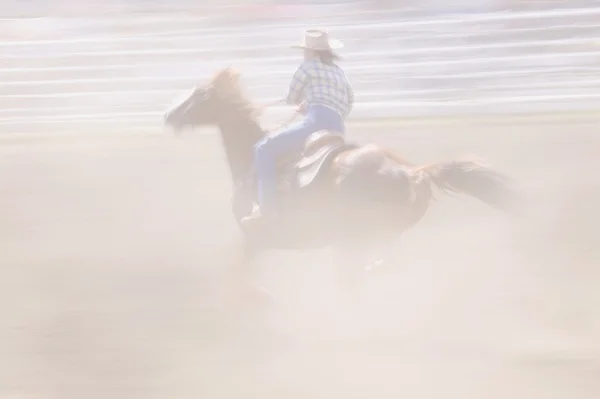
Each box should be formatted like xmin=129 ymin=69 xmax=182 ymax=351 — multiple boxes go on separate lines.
xmin=1 ymin=20 xmax=599 ymax=49
xmin=1 ymin=6 xmax=596 ymax=44
xmin=4 ymin=36 xmax=599 ymax=61
xmin=1 ymin=75 xmax=597 ymax=101
xmin=1 ymin=51 xmax=598 ymax=76
xmin=1 ymin=7 xmax=599 ymax=129
xmin=1 ymin=66 xmax=596 ymax=92
xmin=2 ymin=93 xmax=600 ymax=123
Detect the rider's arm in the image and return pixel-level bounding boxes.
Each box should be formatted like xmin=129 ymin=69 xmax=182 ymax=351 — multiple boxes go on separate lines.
xmin=344 ymin=82 xmax=355 ymax=118
xmin=286 ymin=64 xmax=309 ymax=106
xmin=251 ymin=98 xmax=286 ymax=117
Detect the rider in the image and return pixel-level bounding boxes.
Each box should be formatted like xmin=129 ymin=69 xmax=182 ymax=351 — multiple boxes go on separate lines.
xmin=241 ymin=28 xmax=355 ymax=229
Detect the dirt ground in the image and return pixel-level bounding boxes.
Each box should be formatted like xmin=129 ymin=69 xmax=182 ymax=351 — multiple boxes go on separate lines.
xmin=1 ymin=117 xmax=600 ymax=399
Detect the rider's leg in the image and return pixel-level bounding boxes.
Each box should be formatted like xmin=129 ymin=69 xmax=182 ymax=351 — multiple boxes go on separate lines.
xmin=254 ymin=112 xmax=317 ymax=216
xmin=252 ymin=105 xmax=345 ymax=218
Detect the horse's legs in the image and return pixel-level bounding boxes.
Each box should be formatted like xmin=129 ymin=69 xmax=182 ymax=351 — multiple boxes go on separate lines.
xmin=333 ymin=236 xmax=369 ymax=305
xmin=366 ymin=232 xmax=403 ymax=276
xmin=227 ymin=238 xmax=274 ymax=306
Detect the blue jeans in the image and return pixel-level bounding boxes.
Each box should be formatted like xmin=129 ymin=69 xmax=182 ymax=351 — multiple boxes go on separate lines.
xmin=254 ymin=105 xmax=345 ymax=214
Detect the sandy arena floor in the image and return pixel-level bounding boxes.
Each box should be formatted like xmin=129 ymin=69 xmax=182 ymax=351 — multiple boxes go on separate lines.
xmin=1 ymin=118 xmax=599 ymax=399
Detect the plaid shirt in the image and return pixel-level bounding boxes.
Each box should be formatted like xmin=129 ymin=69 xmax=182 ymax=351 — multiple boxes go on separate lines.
xmin=286 ymin=60 xmax=354 ymax=118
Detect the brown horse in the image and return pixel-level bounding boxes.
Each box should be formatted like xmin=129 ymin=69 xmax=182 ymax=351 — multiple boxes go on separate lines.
xmin=164 ymin=68 xmax=518 ymax=301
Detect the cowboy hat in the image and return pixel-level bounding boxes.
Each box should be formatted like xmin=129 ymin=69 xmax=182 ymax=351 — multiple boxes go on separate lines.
xmin=291 ymin=29 xmax=343 ymax=51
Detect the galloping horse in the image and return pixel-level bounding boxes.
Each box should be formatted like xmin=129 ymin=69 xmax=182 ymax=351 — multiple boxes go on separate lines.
xmin=164 ymin=68 xmax=517 ymax=300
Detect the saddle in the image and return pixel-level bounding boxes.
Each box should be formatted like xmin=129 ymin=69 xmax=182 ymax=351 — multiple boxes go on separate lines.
xmin=281 ymin=130 xmax=355 ymax=191
xmin=234 ymin=130 xmax=355 ymax=231
xmin=242 ymin=130 xmax=356 ymax=246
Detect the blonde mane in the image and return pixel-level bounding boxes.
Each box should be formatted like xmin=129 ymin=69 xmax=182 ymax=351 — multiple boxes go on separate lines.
xmin=210 ymin=67 xmax=256 ymax=115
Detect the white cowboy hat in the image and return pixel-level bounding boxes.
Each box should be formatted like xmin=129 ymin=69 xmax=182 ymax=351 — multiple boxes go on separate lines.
xmin=291 ymin=29 xmax=344 ymax=51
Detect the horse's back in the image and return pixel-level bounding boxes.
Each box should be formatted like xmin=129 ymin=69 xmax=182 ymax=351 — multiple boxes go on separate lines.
xmin=297 ymin=134 xmax=415 ymax=206
xmin=334 ymin=143 xmax=414 ymax=205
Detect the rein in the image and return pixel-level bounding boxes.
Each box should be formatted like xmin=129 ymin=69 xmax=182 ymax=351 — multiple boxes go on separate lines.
xmin=263 ymin=108 xmax=301 ymax=136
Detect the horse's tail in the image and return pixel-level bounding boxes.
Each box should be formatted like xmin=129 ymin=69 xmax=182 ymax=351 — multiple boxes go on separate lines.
xmin=422 ymin=160 xmax=520 ymax=213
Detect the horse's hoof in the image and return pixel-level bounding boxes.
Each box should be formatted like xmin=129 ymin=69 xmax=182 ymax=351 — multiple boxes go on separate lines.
xmin=365 ymin=259 xmax=386 ymax=273
xmin=228 ymin=282 xmax=275 ymax=307
xmin=245 ymin=284 xmax=276 ymax=305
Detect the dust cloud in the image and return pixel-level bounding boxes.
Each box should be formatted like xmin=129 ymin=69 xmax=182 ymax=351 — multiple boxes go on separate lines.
xmin=1 ymin=118 xmax=599 ymax=398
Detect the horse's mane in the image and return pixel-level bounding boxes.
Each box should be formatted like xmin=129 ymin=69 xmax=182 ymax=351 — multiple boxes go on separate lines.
xmin=208 ymin=68 xmax=266 ymax=183
xmin=210 ymin=67 xmax=257 ymax=117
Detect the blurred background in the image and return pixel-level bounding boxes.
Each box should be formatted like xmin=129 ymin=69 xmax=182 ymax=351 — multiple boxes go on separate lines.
xmin=1 ymin=2 xmax=600 ymax=399
xmin=1 ymin=0 xmax=600 ymax=130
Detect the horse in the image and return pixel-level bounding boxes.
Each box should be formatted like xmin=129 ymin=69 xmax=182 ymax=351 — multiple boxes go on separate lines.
xmin=163 ymin=68 xmax=518 ymax=302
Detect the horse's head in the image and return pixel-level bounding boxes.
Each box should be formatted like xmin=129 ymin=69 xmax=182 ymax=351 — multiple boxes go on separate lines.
xmin=164 ymin=67 xmax=250 ymax=131
xmin=165 ymin=68 xmax=265 ymax=183
xmin=164 ymin=85 xmax=216 ymax=131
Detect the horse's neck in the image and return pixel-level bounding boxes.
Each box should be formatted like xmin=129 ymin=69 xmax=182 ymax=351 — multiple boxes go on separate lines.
xmin=217 ymin=113 xmax=265 ymax=182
